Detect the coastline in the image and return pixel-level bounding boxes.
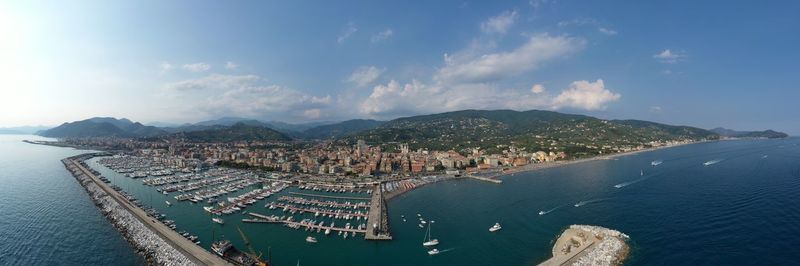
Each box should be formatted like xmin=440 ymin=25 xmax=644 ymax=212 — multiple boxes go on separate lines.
xmin=62 ymin=154 xmax=232 ymax=266
xmin=477 ymin=140 xmax=712 ymax=180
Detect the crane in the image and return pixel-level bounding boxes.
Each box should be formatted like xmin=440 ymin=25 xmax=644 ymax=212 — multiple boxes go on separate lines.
xmin=236 ymin=226 xmax=268 ymax=266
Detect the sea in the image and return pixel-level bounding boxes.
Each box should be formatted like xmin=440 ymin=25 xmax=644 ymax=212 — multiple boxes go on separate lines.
xmin=0 ymin=135 xmax=143 ymax=265
xmin=1 ymin=134 xmax=800 ymax=265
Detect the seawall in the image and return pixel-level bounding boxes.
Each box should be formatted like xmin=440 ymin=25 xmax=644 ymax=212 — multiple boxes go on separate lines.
xmin=538 ymin=225 xmax=630 ymax=266
xmin=62 ymin=154 xmax=234 ymax=265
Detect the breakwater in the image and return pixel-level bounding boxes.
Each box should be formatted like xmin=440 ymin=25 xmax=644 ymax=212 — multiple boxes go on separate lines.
xmin=62 ymin=154 xmax=235 ymax=265
xmin=539 ymin=225 xmax=629 ymax=266
xmin=62 ymin=155 xmax=194 ymax=265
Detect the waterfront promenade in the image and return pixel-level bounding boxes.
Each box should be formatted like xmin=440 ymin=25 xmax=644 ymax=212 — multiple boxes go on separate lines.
xmin=69 ymin=158 xmax=232 ymax=266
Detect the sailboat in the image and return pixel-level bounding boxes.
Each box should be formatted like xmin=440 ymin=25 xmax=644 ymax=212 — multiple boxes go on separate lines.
xmin=422 ymin=222 xmax=439 ymax=247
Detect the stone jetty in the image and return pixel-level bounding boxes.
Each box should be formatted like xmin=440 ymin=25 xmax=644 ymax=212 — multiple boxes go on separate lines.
xmin=539 ymin=225 xmax=630 ymax=266
xmin=63 ymin=154 xmax=231 ymax=266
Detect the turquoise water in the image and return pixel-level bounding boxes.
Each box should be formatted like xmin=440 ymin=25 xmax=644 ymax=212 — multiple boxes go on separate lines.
xmin=0 ymin=135 xmax=143 ymax=265
xmin=4 ymin=135 xmax=800 ymax=265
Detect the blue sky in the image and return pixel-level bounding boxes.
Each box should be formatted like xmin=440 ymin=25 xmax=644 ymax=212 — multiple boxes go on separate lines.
xmin=1 ymin=1 xmax=799 ymax=134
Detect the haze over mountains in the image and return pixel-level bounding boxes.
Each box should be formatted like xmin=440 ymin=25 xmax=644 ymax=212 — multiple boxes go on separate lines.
xmin=36 ymin=110 xmax=788 ymax=144
xmin=710 ymin=127 xmax=789 ymax=139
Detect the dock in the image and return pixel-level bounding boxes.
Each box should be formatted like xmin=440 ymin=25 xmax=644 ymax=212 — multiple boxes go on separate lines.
xmin=288 ymin=192 xmax=371 ymax=200
xmin=466 ymin=174 xmax=503 ymax=184
xmin=246 ymin=213 xmax=367 ymax=233
xmin=270 ymin=203 xmax=368 ymax=218
xmin=67 ymin=158 xmax=232 ymax=266
xmin=364 ymin=184 xmax=392 ymax=240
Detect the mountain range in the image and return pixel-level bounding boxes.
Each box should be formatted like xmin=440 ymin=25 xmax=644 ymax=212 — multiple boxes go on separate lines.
xmin=341 ymin=110 xmax=720 ymax=154
xmin=36 ymin=110 xmax=788 ymax=149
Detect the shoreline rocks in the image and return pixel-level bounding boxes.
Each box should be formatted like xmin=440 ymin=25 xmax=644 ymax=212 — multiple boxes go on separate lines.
xmin=64 ymin=158 xmax=195 ymax=266
xmin=539 ymin=225 xmax=630 ymax=266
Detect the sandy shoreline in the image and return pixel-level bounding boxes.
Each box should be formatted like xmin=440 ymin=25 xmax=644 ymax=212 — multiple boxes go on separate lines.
xmin=478 ymin=140 xmax=711 ymax=180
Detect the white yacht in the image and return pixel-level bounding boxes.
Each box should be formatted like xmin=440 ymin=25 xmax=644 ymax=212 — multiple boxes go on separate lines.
xmin=489 ymin=222 xmax=502 ymax=232
xmin=305 ymin=236 xmax=318 ymax=243
xmin=212 ymin=217 xmax=225 ymax=225
xmin=422 ymin=223 xmax=439 ymax=247
xmin=427 ymin=248 xmax=440 ymax=255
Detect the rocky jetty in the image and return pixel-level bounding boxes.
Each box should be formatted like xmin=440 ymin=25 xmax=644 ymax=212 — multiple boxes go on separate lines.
xmin=64 ymin=158 xmax=195 ymax=266
xmin=539 ymin=225 xmax=630 ymax=266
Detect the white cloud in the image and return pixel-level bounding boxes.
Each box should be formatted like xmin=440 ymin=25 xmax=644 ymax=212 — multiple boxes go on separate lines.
xmin=480 ymin=10 xmax=518 ymax=34
xmin=303 ymin=109 xmax=322 ymax=119
xmin=225 ymin=61 xmax=239 ymax=70
xmin=598 ymin=27 xmax=618 ymax=35
xmin=552 ymin=79 xmax=620 ymax=110
xmin=164 ymin=74 xmax=334 ymax=121
xmin=653 ymin=49 xmax=686 ymax=64
xmin=159 ymin=61 xmax=173 ymax=74
xmin=347 ymin=66 xmax=384 ymax=87
xmin=559 ymin=19 xmax=618 ymax=36
xmin=557 ymin=18 xmax=595 ymax=27
xmin=529 ymin=0 xmax=551 ymax=9
xmin=337 ymin=22 xmax=358 ymax=44
xmin=203 ymin=86 xmax=332 ymax=119
xmin=163 ymin=74 xmax=260 ymax=91
xmin=182 ymin=62 xmax=211 ymax=72
xmin=435 ymin=34 xmax=585 ymax=83
xmin=371 ymin=28 xmax=393 ymax=43
xmin=649 ymin=106 xmax=663 ymax=113
xmin=531 ymin=84 xmax=545 ymax=94
xmin=360 ymin=79 xmax=621 ymax=117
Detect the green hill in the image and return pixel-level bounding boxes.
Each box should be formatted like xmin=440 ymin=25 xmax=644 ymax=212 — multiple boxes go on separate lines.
xmin=345 ymin=109 xmax=719 ymax=156
xmin=39 ymin=117 xmax=166 ymax=138
xmin=176 ymin=122 xmax=292 ymax=142
xmin=710 ymin=127 xmax=788 ymax=138
xmin=301 ymin=119 xmax=385 ymax=139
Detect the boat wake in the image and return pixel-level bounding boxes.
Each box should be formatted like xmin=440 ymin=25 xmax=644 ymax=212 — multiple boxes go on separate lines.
xmin=703 ymin=159 xmax=723 ymax=166
xmin=538 ymin=205 xmax=563 ymax=215
xmin=437 ymin=248 xmax=456 ymax=254
xmin=574 ymin=198 xmax=606 ymax=207
xmin=613 ymin=181 xmax=632 ymax=188
xmin=614 ymin=174 xmax=653 ymax=188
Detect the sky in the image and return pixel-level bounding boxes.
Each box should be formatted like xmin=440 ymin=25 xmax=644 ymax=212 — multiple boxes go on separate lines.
xmin=1 ymin=1 xmax=799 ymax=134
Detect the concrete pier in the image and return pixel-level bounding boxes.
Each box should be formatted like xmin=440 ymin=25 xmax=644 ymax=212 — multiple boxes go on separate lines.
xmin=247 ymin=213 xmax=367 ymax=234
xmin=270 ymin=203 xmax=368 ymax=218
xmin=66 ymin=157 xmax=232 ymax=266
xmin=364 ymin=184 xmax=392 ymax=240
xmin=465 ymin=174 xmax=503 ymax=184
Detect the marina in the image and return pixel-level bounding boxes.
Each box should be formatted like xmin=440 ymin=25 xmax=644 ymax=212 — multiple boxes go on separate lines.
xmin=41 ymin=138 xmax=800 ymax=265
